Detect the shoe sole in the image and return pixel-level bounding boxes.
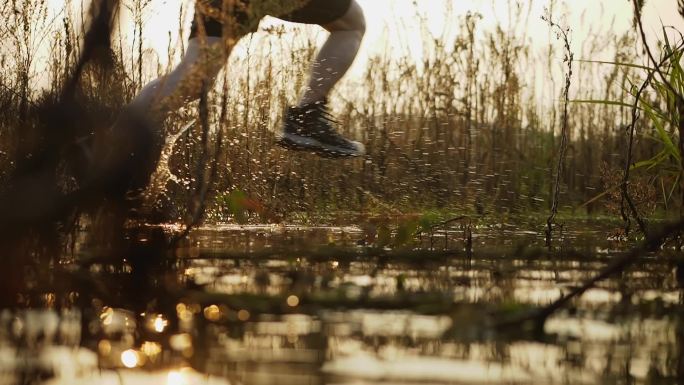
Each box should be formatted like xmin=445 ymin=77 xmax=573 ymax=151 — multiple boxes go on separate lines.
xmin=276 ymin=133 xmax=365 ymax=158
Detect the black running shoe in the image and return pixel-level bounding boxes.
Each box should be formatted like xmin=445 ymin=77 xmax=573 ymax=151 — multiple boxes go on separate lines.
xmin=276 ymin=99 xmax=365 ymax=158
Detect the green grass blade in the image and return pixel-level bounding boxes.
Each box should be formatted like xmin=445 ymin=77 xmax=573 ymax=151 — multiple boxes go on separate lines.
xmin=632 ymin=148 xmax=676 ymax=171
xmin=643 ymin=102 xmax=681 ymax=162
xmin=631 ymin=159 xmax=658 ymax=170
xmin=667 ymin=173 xmax=681 ymax=204
xmin=577 ymin=184 xmax=620 ymax=208
xmin=671 ymin=50 xmax=684 ymax=104
xmin=660 ymin=178 xmax=668 ymax=209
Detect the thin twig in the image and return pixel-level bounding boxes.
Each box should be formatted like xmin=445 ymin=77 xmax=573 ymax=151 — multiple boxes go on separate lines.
xmin=543 ymin=13 xmax=573 ymax=247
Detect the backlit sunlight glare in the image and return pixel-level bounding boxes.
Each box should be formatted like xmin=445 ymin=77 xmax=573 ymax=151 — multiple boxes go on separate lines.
xmin=120 ymin=349 xmax=140 ymax=368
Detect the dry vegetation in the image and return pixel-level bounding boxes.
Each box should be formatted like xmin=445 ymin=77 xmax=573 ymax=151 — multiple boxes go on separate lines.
xmin=0 ymin=4 xmax=683 ymax=372
xmin=0 ymin=0 xmax=681 ymax=226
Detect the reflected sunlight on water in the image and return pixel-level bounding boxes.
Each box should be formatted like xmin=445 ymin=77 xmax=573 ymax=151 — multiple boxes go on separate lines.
xmin=1 ymin=224 xmax=682 ymax=385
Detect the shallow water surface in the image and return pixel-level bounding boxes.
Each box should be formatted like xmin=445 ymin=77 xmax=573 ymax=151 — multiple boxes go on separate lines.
xmin=1 ymin=222 xmax=682 ymax=385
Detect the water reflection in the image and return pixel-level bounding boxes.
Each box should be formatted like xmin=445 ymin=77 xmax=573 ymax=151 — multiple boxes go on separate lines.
xmin=0 ymin=224 xmax=682 ymax=385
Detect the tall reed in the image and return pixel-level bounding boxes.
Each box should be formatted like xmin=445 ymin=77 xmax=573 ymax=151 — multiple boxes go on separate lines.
xmin=0 ymin=0 xmax=680 ymax=225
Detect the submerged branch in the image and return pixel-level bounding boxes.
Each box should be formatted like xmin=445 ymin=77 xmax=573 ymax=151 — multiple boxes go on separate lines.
xmin=497 ymin=218 xmax=684 ymax=329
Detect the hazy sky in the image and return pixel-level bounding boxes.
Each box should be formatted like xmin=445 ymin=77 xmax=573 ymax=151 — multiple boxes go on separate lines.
xmin=36 ymin=0 xmax=684 ymax=95
xmin=130 ymin=0 xmax=684 ymax=59
xmin=40 ymin=0 xmax=684 ymax=66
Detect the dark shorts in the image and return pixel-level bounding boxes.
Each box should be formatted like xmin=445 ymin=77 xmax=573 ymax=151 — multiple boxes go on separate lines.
xmin=190 ymin=0 xmax=352 ymax=38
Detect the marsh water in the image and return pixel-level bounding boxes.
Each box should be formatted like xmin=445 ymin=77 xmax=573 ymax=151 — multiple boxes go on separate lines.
xmin=1 ymin=220 xmax=682 ymax=385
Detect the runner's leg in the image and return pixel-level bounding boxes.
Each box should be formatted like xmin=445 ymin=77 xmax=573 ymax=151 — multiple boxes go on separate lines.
xmin=127 ymin=36 xmax=226 ymax=118
xmin=298 ymin=1 xmax=365 ymax=106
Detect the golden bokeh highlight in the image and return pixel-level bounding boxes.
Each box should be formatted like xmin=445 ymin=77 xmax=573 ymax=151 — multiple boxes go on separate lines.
xmin=166 ymin=368 xmax=194 ymax=385
xmin=120 ymin=349 xmax=140 ymax=368
xmin=100 ymin=307 xmax=114 ymax=326
xmin=177 ymin=303 xmax=194 ymax=322
xmin=170 ymin=333 xmax=193 ymax=351
xmin=237 ymin=309 xmax=250 ymax=321
xmin=153 ymin=314 xmax=168 ymax=333
xmin=141 ymin=341 xmax=163 ymax=361
xmin=287 ymin=295 xmax=300 ymax=307
xmin=203 ymin=304 xmax=221 ymax=321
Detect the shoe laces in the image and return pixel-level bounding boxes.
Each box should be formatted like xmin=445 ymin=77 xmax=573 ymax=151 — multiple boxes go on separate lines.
xmin=307 ymin=102 xmax=343 ymax=136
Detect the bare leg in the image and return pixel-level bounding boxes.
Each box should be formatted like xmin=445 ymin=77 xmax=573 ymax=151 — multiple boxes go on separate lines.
xmin=91 ymin=37 xmax=228 ymax=189
xmin=276 ymin=1 xmax=366 ymax=157
xmin=298 ymin=1 xmax=366 ymax=106
xmin=127 ymin=36 xmax=227 ymax=119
